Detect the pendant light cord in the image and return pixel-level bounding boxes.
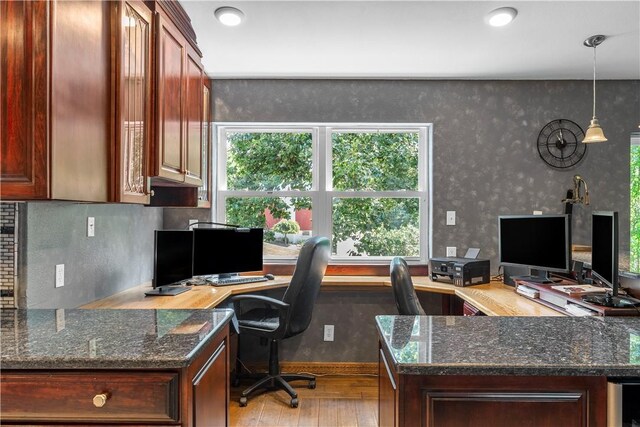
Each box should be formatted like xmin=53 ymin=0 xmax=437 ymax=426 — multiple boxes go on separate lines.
xmin=592 ymin=46 xmax=597 ymax=119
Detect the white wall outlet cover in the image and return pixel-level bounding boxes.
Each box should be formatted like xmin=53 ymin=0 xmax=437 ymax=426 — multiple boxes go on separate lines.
xmin=533 ymin=210 xmax=543 ymax=215
xmin=323 ymin=325 xmax=335 ymax=342
xmin=446 ymin=246 xmax=457 ymax=257
xmin=189 ymin=219 xmax=198 ymax=229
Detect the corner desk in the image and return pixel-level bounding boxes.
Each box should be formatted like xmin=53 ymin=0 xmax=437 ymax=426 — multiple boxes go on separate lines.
xmin=81 ymin=276 xmax=561 ymax=317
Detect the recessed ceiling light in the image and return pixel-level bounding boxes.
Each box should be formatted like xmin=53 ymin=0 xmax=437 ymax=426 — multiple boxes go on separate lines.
xmin=486 ymin=7 xmax=518 ymax=27
xmin=214 ymin=6 xmax=244 ymax=27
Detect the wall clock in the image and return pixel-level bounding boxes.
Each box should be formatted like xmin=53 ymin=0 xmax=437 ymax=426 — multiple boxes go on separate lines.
xmin=537 ymin=119 xmax=587 ymax=169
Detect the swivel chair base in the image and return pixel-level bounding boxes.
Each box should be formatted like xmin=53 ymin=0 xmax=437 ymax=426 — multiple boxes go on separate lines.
xmin=237 ymin=339 xmax=316 ymax=408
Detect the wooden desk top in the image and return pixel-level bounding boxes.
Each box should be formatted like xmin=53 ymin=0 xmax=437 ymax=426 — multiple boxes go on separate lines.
xmin=81 ymin=278 xmax=290 ymax=309
xmin=81 ymin=275 xmax=561 ymax=316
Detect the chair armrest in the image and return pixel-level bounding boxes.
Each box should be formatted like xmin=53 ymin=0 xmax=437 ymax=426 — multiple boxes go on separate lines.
xmin=231 ymin=294 xmax=292 ymax=337
xmin=231 ymin=294 xmax=290 ymax=309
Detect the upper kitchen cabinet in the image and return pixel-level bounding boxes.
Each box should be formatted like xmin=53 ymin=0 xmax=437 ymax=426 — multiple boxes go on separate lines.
xmin=1 ymin=0 xmax=208 ymax=205
xmin=1 ymin=0 xmax=111 ymax=201
xmin=152 ymin=2 xmax=204 ymax=188
xmin=111 ymin=0 xmax=153 ymax=204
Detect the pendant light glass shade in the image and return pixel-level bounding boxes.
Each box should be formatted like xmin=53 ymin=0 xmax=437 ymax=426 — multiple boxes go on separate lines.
xmin=582 ymin=35 xmax=607 ymax=144
xmin=583 ymin=118 xmax=608 ymax=143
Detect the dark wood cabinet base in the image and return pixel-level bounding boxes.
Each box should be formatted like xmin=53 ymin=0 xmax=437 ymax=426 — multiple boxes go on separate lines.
xmin=379 ymin=345 xmax=607 ymax=427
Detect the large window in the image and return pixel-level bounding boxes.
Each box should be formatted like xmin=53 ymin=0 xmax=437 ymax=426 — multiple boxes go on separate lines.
xmin=631 ymin=133 xmax=640 ymax=272
xmin=216 ymin=124 xmax=430 ymax=263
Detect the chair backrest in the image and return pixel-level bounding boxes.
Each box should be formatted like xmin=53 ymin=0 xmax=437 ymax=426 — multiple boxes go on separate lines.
xmin=390 ymin=257 xmax=426 ymax=315
xmin=282 ymin=236 xmax=330 ymax=337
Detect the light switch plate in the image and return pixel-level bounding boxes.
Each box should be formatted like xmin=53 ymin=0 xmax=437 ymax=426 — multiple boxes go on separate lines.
xmin=87 ymin=217 xmax=95 ymax=237
xmin=55 ymin=264 xmax=64 ymax=288
xmin=446 ymin=211 xmax=456 ymax=226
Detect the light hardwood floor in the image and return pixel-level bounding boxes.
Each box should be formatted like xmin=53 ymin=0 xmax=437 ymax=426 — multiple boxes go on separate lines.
xmin=230 ymin=375 xmax=379 ymax=427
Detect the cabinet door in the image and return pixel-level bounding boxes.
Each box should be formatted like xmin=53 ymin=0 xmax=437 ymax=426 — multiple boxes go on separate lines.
xmin=155 ymin=11 xmax=185 ymax=182
xmin=198 ymin=81 xmax=211 ymax=206
xmin=379 ymin=348 xmax=398 ymax=427
xmin=184 ymin=47 xmax=204 ymax=186
xmin=112 ymin=0 xmax=152 ymax=203
xmin=192 ymin=339 xmax=228 ymax=427
xmin=0 ymin=1 xmax=49 ymax=199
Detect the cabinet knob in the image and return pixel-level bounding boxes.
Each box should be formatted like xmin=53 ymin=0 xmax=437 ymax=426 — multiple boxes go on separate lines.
xmin=92 ymin=393 xmax=109 ymax=408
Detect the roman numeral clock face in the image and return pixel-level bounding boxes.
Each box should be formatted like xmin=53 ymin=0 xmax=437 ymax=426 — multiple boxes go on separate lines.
xmin=537 ymin=119 xmax=587 ymax=169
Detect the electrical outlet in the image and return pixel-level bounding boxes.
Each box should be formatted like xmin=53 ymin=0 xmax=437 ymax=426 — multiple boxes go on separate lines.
xmin=446 ymin=211 xmax=456 ymax=226
xmin=323 ymin=325 xmax=334 ymax=342
xmin=533 ymin=210 xmax=543 ymax=215
xmin=55 ymin=264 xmax=64 ymax=288
xmin=446 ymin=246 xmax=457 ymax=257
xmin=87 ymin=217 xmax=95 ymax=237
xmin=189 ymin=219 xmax=198 ymax=229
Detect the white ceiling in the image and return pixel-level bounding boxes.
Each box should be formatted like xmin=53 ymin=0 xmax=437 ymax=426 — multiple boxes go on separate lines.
xmin=180 ymin=1 xmax=640 ymax=79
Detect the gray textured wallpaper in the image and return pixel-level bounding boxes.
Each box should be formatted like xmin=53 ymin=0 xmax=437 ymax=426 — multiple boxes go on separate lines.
xmin=21 ymin=203 xmax=162 ymax=308
xmin=213 ymin=79 xmax=640 ymax=271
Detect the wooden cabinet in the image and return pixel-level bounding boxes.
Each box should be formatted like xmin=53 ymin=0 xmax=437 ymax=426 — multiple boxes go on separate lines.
xmin=378 ymin=344 xmax=607 ymax=427
xmin=378 ymin=349 xmax=398 ymax=427
xmin=198 ymin=80 xmax=212 ymax=207
xmin=1 ymin=0 xmax=209 ymax=205
xmin=111 ymin=0 xmax=153 ymax=204
xmin=152 ymin=7 xmax=204 ymax=188
xmin=1 ymin=0 xmax=111 ymax=201
xmin=0 ymin=324 xmax=230 ymax=426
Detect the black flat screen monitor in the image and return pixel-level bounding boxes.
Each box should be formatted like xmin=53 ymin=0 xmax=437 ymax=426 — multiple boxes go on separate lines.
xmin=193 ymin=228 xmax=263 ymax=277
xmin=498 ymin=214 xmax=571 ymax=283
xmin=580 ymin=211 xmax=640 ymax=307
xmin=148 ymin=230 xmax=193 ymax=296
xmin=591 ymin=211 xmax=618 ymax=292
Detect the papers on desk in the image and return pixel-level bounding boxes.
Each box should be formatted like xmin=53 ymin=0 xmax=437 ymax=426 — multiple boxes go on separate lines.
xmin=551 ymin=284 xmax=606 ymax=296
xmin=565 ymin=303 xmax=598 ymax=316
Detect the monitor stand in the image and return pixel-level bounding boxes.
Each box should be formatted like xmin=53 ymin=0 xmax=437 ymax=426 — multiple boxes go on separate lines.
xmin=582 ymin=293 xmax=640 ymax=308
xmin=145 ymin=286 xmax=191 ymax=297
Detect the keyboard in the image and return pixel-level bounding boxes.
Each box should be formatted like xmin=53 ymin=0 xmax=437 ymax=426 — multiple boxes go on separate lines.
xmin=208 ymin=276 xmax=268 ymax=286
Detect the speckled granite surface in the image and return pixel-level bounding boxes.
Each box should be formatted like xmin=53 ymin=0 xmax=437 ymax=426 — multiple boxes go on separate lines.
xmin=1 ymin=309 xmax=233 ymax=369
xmin=376 ymin=315 xmax=640 ymax=376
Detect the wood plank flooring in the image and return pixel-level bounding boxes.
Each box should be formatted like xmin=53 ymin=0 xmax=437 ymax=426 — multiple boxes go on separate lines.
xmin=230 ymin=375 xmax=378 ymax=427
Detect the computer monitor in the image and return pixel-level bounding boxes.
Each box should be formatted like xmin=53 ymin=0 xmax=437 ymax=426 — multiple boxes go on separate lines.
xmin=148 ymin=230 xmax=193 ymax=296
xmin=193 ymin=228 xmax=263 ymax=278
xmin=498 ymin=214 xmax=571 ymax=283
xmin=591 ymin=211 xmax=618 ymax=293
xmin=583 ymin=211 xmax=639 ymax=307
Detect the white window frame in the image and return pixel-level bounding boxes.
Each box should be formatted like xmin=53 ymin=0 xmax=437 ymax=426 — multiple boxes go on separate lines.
xmin=215 ymin=122 xmax=432 ymax=264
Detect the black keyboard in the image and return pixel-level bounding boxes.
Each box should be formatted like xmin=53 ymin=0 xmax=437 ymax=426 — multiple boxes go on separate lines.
xmin=209 ymin=276 xmax=268 ymax=286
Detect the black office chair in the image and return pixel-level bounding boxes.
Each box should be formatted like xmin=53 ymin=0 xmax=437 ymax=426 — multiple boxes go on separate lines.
xmin=390 ymin=256 xmax=426 ymax=315
xmin=232 ymin=236 xmax=330 ymax=408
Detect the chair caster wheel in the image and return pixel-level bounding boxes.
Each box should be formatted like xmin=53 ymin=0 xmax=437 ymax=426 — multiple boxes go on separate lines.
xmin=290 ymin=398 xmax=298 ymax=408
xmin=239 ymin=397 xmax=248 ymax=407
xmin=308 ymin=380 xmax=316 ymax=389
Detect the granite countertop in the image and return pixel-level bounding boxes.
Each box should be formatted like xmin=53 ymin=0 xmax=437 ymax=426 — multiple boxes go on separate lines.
xmin=376 ymin=315 xmax=640 ymax=377
xmin=1 ymin=309 xmax=234 ymax=369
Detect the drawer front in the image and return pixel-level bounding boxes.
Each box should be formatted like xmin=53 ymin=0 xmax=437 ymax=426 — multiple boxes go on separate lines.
xmin=1 ymin=371 xmax=179 ymax=423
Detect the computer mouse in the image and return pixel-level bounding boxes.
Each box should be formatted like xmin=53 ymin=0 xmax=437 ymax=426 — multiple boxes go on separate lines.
xmin=264 ymin=274 xmax=275 ymax=280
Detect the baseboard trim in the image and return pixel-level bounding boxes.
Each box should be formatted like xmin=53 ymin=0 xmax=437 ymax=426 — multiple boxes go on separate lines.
xmin=242 ymin=361 xmax=378 ymax=376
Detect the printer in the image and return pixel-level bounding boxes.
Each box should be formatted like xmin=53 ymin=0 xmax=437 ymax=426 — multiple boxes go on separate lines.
xmin=430 ymin=257 xmax=490 ymax=287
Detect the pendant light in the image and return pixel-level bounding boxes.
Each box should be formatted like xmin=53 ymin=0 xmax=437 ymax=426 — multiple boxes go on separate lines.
xmin=582 ymin=35 xmax=608 ymax=144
